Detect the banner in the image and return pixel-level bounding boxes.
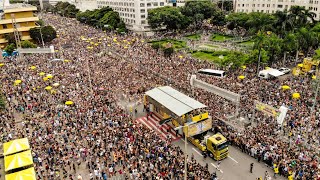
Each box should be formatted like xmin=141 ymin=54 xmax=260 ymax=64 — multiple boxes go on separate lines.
xmin=184 ymin=118 xmax=212 ymax=137
xmin=277 ymin=106 xmax=288 ymax=125
xmin=254 ymin=101 xmax=280 ymax=117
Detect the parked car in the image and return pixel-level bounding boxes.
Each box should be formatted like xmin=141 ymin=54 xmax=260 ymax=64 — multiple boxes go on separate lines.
xmin=278 ymin=67 xmax=291 ymax=74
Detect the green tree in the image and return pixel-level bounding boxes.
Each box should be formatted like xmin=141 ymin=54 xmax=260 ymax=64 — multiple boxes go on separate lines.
xmin=264 ymin=34 xmax=283 ymax=64
xmin=30 ymin=25 xmax=56 ymax=44
xmin=282 ymin=33 xmax=297 ymax=65
xmin=99 ymin=11 xmax=121 ymax=30
xmin=4 ymin=33 xmax=16 ymax=45
xmin=210 ymin=10 xmax=226 ymax=26
xmin=54 ymin=2 xmax=79 ymax=18
xmin=245 ymin=12 xmax=275 ymax=35
xmin=217 ymin=0 xmax=233 ymax=12
xmin=181 ymin=0 xmax=217 ymax=25
xmin=148 ymin=6 xmax=190 ymax=30
xmin=76 ymin=10 xmax=95 ymax=23
xmin=21 ymin=40 xmax=37 ymax=48
xmin=273 ymin=10 xmax=294 ymax=38
xmin=4 ymin=43 xmax=16 ymax=55
xmin=289 ymin=6 xmax=316 ymax=29
xmin=226 ymin=13 xmax=250 ymax=33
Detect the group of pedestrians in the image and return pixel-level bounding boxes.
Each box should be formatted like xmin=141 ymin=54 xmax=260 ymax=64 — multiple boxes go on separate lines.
xmin=0 ymin=13 xmax=319 ymax=180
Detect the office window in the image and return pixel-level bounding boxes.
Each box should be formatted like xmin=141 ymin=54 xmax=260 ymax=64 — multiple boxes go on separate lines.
xmin=278 ymin=4 xmax=283 ymax=8
xmin=140 ymin=3 xmax=144 ymax=7
xmin=140 ymin=9 xmax=145 ymax=13
xmin=2 ymin=24 xmax=7 ymax=29
xmin=141 ymin=15 xmax=145 ymax=18
xmin=160 ymin=2 xmax=164 ymax=6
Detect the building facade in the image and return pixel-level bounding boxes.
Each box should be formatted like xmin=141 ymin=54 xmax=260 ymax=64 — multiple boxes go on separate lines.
xmin=96 ymin=0 xmax=180 ymax=34
xmin=0 ymin=4 xmax=39 ymax=47
xmin=234 ymin=0 xmax=320 ymax=19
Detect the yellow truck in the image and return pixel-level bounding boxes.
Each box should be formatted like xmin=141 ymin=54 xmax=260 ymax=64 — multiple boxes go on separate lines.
xmin=173 ymin=112 xmax=229 ymax=161
xmin=292 ymin=58 xmax=319 ymax=76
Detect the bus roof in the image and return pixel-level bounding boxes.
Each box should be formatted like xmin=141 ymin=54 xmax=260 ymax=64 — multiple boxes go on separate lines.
xmin=198 ymin=69 xmax=225 ymax=74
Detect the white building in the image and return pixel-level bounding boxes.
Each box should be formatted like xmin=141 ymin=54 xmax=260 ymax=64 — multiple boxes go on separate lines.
xmin=234 ymin=0 xmax=320 ymax=20
xmin=96 ymin=0 xmax=179 ymax=35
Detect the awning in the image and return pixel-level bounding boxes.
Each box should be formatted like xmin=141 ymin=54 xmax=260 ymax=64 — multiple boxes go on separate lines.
xmin=145 ymin=86 xmax=207 ymax=116
xmin=5 ymin=167 xmax=36 ymax=180
xmin=268 ymin=69 xmax=285 ymax=77
xmin=3 ymin=138 xmax=30 ymax=156
xmin=4 ymin=150 xmax=33 ymax=172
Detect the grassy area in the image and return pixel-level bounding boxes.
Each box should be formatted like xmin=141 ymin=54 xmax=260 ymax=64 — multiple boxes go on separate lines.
xmin=191 ymin=50 xmax=231 ymax=62
xmin=149 ymin=39 xmax=187 ymax=49
xmin=185 ymin=34 xmax=201 ymax=40
xmin=210 ymin=34 xmax=234 ymax=41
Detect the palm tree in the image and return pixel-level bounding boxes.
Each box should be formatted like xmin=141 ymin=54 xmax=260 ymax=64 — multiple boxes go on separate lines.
xmin=282 ymin=33 xmax=297 ymax=65
xmin=265 ymin=34 xmax=282 ymax=65
xmin=289 ymin=6 xmax=315 ymax=29
xmin=273 ymin=10 xmax=294 ymax=37
xmin=254 ymin=31 xmax=269 ymax=74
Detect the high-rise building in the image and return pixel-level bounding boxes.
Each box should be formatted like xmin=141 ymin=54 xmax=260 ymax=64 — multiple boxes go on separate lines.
xmin=234 ymin=0 xmax=320 ymax=20
xmin=95 ymin=0 xmax=180 ymax=35
xmin=0 ymin=3 xmax=39 ymax=47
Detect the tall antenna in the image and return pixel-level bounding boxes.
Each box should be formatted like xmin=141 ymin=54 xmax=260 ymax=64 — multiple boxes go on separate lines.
xmin=11 ymin=13 xmax=21 ymax=49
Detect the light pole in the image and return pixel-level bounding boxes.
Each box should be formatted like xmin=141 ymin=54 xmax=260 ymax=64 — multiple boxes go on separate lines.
xmin=35 ymin=22 xmax=45 ymax=48
xmin=174 ymin=121 xmax=196 ymax=180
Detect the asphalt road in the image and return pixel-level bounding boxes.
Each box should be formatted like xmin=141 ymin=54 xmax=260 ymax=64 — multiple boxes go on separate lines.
xmin=173 ymin=139 xmax=286 ymax=180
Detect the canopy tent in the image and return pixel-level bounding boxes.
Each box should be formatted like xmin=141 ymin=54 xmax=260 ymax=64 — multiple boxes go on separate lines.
xmin=5 ymin=167 xmax=36 ymax=180
xmin=4 ymin=150 xmax=33 ymax=172
xmin=145 ymin=86 xmax=207 ymax=116
xmin=3 ymin=138 xmax=30 ymax=156
xmin=265 ymin=68 xmax=285 ymax=77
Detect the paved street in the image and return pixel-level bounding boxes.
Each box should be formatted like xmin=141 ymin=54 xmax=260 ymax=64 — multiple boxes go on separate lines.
xmin=173 ymin=139 xmax=285 ymax=180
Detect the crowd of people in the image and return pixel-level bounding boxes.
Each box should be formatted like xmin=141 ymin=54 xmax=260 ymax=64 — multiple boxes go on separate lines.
xmin=0 ymin=13 xmax=319 ymax=180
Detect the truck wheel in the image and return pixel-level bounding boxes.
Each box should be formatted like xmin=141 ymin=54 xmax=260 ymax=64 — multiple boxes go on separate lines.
xmin=209 ymin=152 xmax=214 ymax=158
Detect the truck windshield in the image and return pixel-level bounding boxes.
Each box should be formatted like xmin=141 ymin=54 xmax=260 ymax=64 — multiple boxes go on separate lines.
xmin=216 ymin=142 xmax=228 ymax=150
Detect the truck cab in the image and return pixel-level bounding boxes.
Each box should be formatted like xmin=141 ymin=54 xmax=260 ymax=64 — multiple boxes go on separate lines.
xmin=205 ymin=133 xmax=229 ymax=160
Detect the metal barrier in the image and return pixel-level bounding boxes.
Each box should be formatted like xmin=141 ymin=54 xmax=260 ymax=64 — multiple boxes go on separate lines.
xmin=17 ymin=48 xmax=53 ymax=54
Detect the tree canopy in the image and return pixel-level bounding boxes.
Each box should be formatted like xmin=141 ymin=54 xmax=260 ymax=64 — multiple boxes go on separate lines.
xmin=30 ymin=25 xmax=57 ymax=44
xmin=54 ymin=2 xmax=79 ymax=18
xmin=76 ymin=7 xmax=127 ymax=33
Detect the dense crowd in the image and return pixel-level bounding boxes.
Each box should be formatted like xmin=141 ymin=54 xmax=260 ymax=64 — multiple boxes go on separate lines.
xmin=0 ymin=13 xmax=319 ymax=180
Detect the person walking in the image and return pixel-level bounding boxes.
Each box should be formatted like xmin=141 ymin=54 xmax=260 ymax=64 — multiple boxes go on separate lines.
xmin=250 ymin=163 xmax=254 ymax=173
xmin=273 ymin=164 xmax=279 ymax=178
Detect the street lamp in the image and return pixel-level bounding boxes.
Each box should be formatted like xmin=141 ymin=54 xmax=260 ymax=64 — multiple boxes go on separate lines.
xmin=174 ymin=121 xmax=196 ymax=180
xmin=35 ymin=22 xmax=45 ymax=48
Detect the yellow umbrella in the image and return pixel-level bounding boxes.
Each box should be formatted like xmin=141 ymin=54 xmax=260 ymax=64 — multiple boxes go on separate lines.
xmin=46 ymin=74 xmax=53 ymax=79
xmin=179 ymin=55 xmax=183 ymax=59
xmin=292 ymin=92 xmax=300 ymax=99
xmin=87 ymin=46 xmax=93 ymax=49
xmin=298 ymin=64 xmax=303 ymax=68
xmin=52 ymin=83 xmax=60 ymax=87
xmin=95 ymin=43 xmax=99 ymax=46
xmin=90 ymin=42 xmax=94 ymax=45
xmin=128 ymin=42 xmax=131 ymax=45
xmin=0 ymin=63 xmax=4 ymax=67
xmin=43 ymin=77 xmax=49 ymax=81
xmin=5 ymin=167 xmax=36 ymax=180
xmin=107 ymin=44 xmax=111 ymax=47
xmin=30 ymin=66 xmax=36 ymax=70
xmin=282 ymin=85 xmax=290 ymax=90
xmin=4 ymin=150 xmax=33 ymax=172
xmin=267 ymin=31 xmax=272 ymax=35
xmin=45 ymin=86 xmax=52 ymax=90
xmin=86 ymin=40 xmax=90 ymax=43
xmin=39 ymin=72 xmax=45 ymax=76
xmin=14 ymin=80 xmax=22 ymax=86
xmin=312 ymin=75 xmax=317 ymax=79
xmin=3 ymin=138 xmax=30 ymax=156
xmin=238 ymin=75 xmax=245 ymax=80
xmin=55 ymin=50 xmax=59 ymax=52
xmin=124 ymin=46 xmax=128 ymax=49
xmin=241 ymin=65 xmax=246 ymax=69
xmin=141 ymin=40 xmax=145 ymax=43
xmin=265 ymin=67 xmax=270 ymax=70
xmin=50 ymin=90 xmax=56 ymax=94
xmin=65 ymin=101 xmax=74 ymax=105
xmin=64 ymin=59 xmax=71 ymax=63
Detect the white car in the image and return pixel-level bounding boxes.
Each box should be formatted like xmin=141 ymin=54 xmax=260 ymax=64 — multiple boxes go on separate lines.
xmin=278 ymin=67 xmax=291 ymax=74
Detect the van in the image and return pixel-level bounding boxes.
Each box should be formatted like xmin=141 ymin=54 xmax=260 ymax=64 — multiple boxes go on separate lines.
xmin=258 ymin=68 xmax=285 ymax=79
xmin=198 ymin=69 xmax=226 ymax=78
